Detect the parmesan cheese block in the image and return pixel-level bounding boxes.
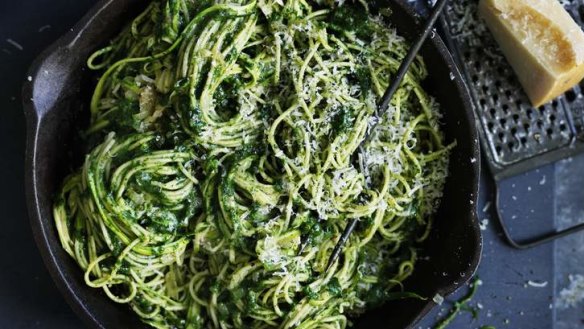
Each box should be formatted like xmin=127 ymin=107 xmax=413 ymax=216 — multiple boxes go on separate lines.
xmin=478 ymin=0 xmax=584 ymax=107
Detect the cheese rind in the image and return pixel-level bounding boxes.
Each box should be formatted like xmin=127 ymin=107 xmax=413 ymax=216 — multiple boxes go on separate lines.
xmin=478 ymin=0 xmax=584 ymax=107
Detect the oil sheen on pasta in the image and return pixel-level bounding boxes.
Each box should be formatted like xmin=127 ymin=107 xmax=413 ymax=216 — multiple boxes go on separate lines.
xmin=53 ymin=0 xmax=452 ymax=328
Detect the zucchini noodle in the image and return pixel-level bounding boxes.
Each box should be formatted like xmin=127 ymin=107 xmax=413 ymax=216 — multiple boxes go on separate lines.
xmin=53 ymin=0 xmax=453 ymax=328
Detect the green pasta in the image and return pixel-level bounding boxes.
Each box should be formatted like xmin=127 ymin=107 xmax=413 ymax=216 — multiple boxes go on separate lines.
xmin=53 ymin=0 xmax=452 ymax=328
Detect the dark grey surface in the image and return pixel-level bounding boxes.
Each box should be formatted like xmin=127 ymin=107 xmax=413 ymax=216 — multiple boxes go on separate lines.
xmin=0 ymin=1 xmax=581 ymax=328
xmin=0 ymin=1 xmax=91 ymax=327
xmin=1 ymin=4 xmax=132 ymax=329
xmin=555 ymin=154 xmax=584 ymax=329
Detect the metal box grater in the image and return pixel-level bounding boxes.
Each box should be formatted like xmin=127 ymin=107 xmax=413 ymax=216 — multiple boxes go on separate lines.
xmin=438 ymin=0 xmax=584 ymax=247
xmin=440 ymin=0 xmax=584 ymax=180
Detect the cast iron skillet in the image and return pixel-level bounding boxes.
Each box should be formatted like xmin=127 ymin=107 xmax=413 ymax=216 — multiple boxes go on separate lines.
xmin=23 ymin=0 xmax=482 ymax=328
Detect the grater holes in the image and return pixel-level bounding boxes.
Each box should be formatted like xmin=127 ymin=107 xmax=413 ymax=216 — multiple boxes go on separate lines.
xmin=489 ymin=107 xmax=496 ymax=118
xmin=492 ymin=94 xmax=499 ymax=104
xmin=566 ymin=89 xmax=577 ymax=102
xmin=507 ymin=141 xmax=515 ymax=151
xmin=487 ymin=121 xmax=495 ymax=132
xmin=474 ymin=61 xmax=484 ymax=73
xmin=546 ymin=128 xmax=553 ymax=137
xmin=444 ymin=0 xmax=583 ymax=168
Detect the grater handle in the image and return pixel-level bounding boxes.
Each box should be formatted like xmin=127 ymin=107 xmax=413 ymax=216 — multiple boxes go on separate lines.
xmin=494 ymin=184 xmax=584 ymax=249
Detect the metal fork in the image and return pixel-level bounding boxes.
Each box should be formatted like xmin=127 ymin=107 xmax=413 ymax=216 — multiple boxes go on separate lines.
xmin=321 ymin=0 xmax=450 ymax=272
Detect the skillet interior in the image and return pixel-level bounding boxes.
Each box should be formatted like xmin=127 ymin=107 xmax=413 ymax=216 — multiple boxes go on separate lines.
xmin=23 ymin=0 xmax=481 ymax=328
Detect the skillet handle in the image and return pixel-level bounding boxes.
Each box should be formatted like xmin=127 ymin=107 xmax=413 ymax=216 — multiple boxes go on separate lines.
xmin=22 ymin=0 xmax=147 ymax=123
